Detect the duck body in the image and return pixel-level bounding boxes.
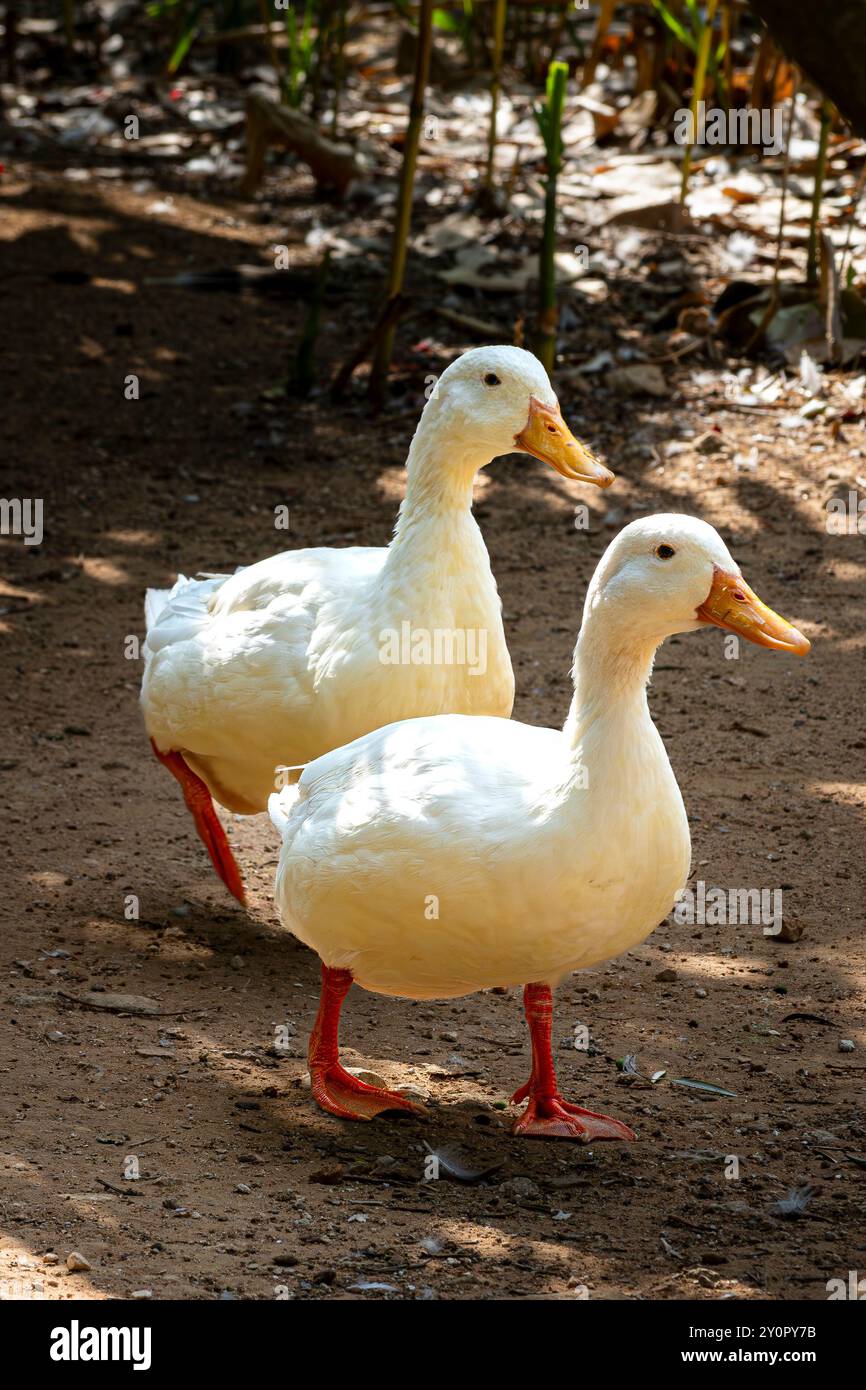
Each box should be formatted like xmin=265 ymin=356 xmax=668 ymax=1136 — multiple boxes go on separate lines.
xmin=273 ymin=704 xmax=690 ymax=1000
xmin=142 ymin=507 xmax=512 ymax=816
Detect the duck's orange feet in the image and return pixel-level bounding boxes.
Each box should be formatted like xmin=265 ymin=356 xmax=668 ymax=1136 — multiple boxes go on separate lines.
xmin=512 ymin=1093 xmax=635 ymax=1142
xmin=150 ymin=740 xmax=245 ymax=904
xmin=308 ymin=964 xmax=424 ymax=1123
xmin=311 ymin=1061 xmax=423 ymax=1121
xmin=511 ymin=982 xmax=635 ymax=1143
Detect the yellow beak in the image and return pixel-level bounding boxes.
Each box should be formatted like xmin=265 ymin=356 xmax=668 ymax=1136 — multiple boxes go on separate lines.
xmin=514 ymin=395 xmax=614 ymax=488
xmin=696 ymin=567 xmax=811 ymax=656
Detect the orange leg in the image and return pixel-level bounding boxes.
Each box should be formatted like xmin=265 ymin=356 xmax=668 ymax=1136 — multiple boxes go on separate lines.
xmin=512 ymin=982 xmax=635 ymax=1142
xmin=150 ymin=739 xmax=245 ymax=905
xmin=308 ymin=965 xmax=424 ymax=1121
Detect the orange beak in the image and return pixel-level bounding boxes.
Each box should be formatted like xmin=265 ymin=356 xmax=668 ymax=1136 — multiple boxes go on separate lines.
xmin=514 ymin=395 xmax=614 ymax=488
xmin=696 ymin=567 xmax=811 ymax=656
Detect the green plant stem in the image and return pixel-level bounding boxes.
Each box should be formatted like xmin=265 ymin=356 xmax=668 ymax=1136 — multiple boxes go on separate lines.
xmin=485 ymin=0 xmax=507 ymax=188
xmin=806 ymin=99 xmax=832 ymax=287
xmin=536 ymin=60 xmax=567 ymax=373
xmin=679 ymin=0 xmax=719 ymax=206
xmin=368 ymin=0 xmax=433 ymax=408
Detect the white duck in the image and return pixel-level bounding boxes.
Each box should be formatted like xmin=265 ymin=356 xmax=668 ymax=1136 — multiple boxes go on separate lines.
xmin=269 ymin=514 xmax=810 ymax=1140
xmin=141 ymin=346 xmax=612 ymax=903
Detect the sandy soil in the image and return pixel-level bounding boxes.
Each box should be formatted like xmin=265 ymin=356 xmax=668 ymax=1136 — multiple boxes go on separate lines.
xmin=1 ymin=158 xmax=865 ymax=1303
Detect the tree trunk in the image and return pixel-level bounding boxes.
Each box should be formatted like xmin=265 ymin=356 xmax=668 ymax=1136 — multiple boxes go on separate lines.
xmin=750 ymin=0 xmax=866 ymax=136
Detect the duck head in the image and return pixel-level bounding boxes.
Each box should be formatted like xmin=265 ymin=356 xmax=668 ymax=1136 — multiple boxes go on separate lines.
xmin=586 ymin=514 xmax=810 ymax=655
xmin=428 ymin=346 xmax=614 ymax=487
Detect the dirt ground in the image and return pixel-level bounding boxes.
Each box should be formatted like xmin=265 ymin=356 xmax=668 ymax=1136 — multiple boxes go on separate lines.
xmin=1 ymin=147 xmax=865 ymax=1303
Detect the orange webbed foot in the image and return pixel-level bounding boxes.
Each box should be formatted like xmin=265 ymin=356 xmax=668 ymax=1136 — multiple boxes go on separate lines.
xmin=310 ymin=1063 xmax=425 ymax=1122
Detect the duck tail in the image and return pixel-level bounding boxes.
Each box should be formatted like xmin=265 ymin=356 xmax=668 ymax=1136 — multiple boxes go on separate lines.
xmin=144 ymin=573 xmax=190 ymax=633
xmin=144 ymin=587 xmax=172 ymax=632
xmin=268 ymin=785 xmax=302 ymax=836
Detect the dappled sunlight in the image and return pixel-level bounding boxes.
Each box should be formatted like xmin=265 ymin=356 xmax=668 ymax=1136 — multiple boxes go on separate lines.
xmin=0 ymin=577 xmax=44 ymax=604
xmin=29 ymin=869 xmax=69 ymax=889
xmin=90 ymin=277 xmax=137 ymax=295
xmin=102 ymin=529 xmax=161 ymax=549
xmin=811 ymin=779 xmax=866 ymax=806
xmin=826 ymin=633 xmax=866 ymax=653
xmin=75 ymin=556 xmax=131 ymax=586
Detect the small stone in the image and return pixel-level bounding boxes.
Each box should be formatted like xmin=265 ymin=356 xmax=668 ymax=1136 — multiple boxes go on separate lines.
xmin=398 ymin=1085 xmax=429 ymax=1104
xmin=771 ymin=920 xmax=804 ymax=943
xmin=76 ymin=991 xmax=160 ymax=1015
xmin=235 ymin=1183 xmax=252 ymax=1194
xmin=655 ymin=968 xmax=678 ymax=983
xmin=839 ymin=1039 xmax=856 ymax=1053
xmin=499 ymin=1176 xmax=540 ymax=1206
xmin=695 ymin=987 xmax=708 ymax=998
xmin=66 ymin=1252 xmax=91 ymax=1272
xmin=346 ymin=1067 xmax=387 ymax=1089
xmin=230 ymin=955 xmax=245 ymax=970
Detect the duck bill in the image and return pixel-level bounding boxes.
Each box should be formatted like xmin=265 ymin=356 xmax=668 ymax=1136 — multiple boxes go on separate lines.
xmin=514 ymin=395 xmax=614 ymax=488
xmin=696 ymin=567 xmax=811 ymax=655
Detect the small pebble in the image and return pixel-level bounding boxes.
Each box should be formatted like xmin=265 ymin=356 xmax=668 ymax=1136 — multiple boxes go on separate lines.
xmin=839 ymin=1039 xmax=855 ymax=1053
xmin=66 ymin=1252 xmax=91 ymax=1273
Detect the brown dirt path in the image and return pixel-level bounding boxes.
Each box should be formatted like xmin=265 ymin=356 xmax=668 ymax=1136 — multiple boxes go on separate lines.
xmin=1 ymin=164 xmax=864 ymax=1302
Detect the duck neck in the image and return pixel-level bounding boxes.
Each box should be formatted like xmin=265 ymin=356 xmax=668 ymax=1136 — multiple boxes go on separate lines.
xmin=383 ymin=400 xmax=488 ymax=575
xmin=562 ymin=607 xmax=659 ymax=759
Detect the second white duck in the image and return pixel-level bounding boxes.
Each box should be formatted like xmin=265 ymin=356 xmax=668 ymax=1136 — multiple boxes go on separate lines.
xmin=270 ymin=514 xmax=810 ymax=1140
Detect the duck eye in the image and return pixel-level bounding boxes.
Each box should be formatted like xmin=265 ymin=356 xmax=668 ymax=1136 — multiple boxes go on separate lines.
xmin=483 ymin=372 xmax=501 ymax=387
xmin=655 ymin=544 xmax=676 ymax=560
